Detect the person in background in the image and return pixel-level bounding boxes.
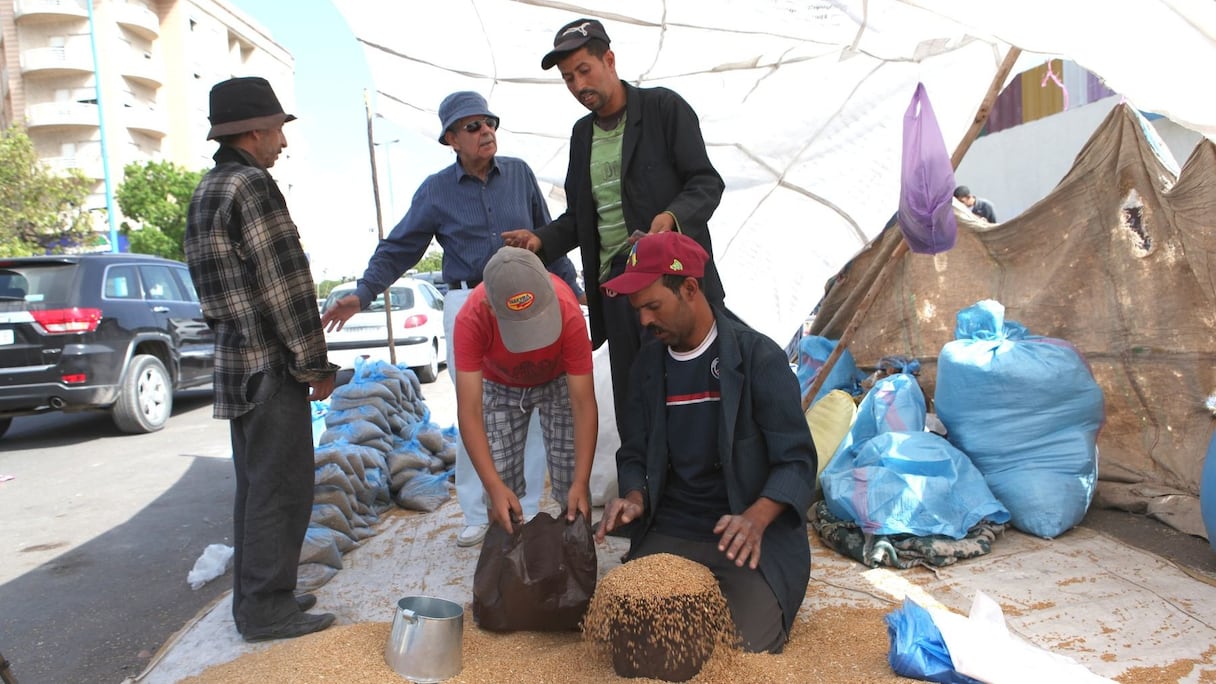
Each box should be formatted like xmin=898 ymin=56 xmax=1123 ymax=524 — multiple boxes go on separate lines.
xmin=321 ymin=91 xmax=583 ymax=548
xmin=185 ymin=76 xmax=338 ymax=642
xmin=595 ymin=231 xmax=816 ymax=654
xmin=954 ymin=185 xmax=997 ymax=223
xmin=454 ymin=247 xmax=596 ymax=531
xmin=502 ymin=17 xmax=727 ymax=438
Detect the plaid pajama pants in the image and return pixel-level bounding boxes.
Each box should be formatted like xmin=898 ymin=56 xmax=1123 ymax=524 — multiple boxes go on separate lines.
xmin=481 ymin=375 xmax=576 ymax=509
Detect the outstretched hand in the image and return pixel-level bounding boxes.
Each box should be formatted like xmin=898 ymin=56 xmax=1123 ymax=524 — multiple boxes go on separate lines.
xmin=320 ymin=294 xmax=362 ymax=332
xmin=595 ymin=493 xmax=643 ymax=543
xmin=501 ymin=230 xmax=541 ymax=252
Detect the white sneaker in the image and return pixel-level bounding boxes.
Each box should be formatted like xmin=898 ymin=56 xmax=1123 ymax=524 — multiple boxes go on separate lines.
xmin=456 ymin=524 xmax=488 ymax=547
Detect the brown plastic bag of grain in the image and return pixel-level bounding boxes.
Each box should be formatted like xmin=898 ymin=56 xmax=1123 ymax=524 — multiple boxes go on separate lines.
xmin=472 ymin=511 xmax=596 ymax=631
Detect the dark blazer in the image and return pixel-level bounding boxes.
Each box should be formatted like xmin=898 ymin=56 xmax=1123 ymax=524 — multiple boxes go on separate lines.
xmin=615 ymin=310 xmax=818 ymax=634
xmin=534 ymin=82 xmax=726 ymax=348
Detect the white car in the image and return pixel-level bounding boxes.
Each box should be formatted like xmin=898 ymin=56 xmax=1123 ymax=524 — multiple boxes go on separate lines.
xmin=322 ymin=277 xmax=447 ymax=382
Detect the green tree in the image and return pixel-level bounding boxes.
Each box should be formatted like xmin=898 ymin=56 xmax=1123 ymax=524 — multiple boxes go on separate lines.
xmin=116 ymin=160 xmax=205 ymax=261
xmin=415 ymin=248 xmax=443 ymax=273
xmin=0 ymin=124 xmax=93 ymax=256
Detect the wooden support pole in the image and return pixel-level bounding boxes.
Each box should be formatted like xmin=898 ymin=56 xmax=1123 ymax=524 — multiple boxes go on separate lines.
xmin=801 ymin=47 xmax=1023 ymax=411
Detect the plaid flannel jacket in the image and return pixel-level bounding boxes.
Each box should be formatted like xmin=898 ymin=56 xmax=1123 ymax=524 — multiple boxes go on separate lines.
xmin=185 ymin=145 xmax=336 ymax=419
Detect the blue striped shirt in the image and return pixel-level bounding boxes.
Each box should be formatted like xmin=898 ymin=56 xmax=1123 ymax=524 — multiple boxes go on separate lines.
xmin=355 ymin=156 xmax=581 ymax=305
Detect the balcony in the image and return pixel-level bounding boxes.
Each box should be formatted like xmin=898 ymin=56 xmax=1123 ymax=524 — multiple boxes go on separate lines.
xmin=13 ymin=0 xmax=88 ymax=22
xmin=21 ymin=46 xmax=94 ymax=77
xmin=124 ymin=107 xmax=167 ymax=137
xmin=26 ymin=101 xmax=100 ymax=130
xmin=43 ymin=154 xmax=106 ymax=180
xmin=114 ymin=2 xmax=160 ymax=40
xmin=122 ymin=55 xmax=164 ymax=88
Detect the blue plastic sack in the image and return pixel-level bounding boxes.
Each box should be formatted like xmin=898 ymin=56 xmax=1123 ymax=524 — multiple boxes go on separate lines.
xmin=935 ymin=300 xmax=1104 ymax=539
xmin=1201 ymin=428 xmax=1216 ymax=553
xmin=897 ymin=82 xmax=958 ymax=255
xmin=886 ymin=599 xmax=981 ymax=684
xmin=822 ymin=375 xmax=1009 ymax=538
xmin=796 ymin=335 xmax=864 ymax=406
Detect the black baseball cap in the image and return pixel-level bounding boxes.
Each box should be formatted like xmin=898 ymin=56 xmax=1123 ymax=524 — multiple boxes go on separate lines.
xmin=541 ymin=18 xmax=611 ymax=70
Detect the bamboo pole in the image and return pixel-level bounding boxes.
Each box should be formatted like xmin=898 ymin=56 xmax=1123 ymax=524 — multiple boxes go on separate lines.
xmin=801 ymin=47 xmax=1023 ymax=411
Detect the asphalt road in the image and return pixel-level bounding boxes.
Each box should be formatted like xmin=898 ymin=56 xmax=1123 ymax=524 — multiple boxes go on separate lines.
xmin=0 ymin=389 xmax=233 ymax=684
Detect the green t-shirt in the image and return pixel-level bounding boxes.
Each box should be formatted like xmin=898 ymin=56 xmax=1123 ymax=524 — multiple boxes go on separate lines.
xmin=590 ymin=115 xmax=628 ymax=279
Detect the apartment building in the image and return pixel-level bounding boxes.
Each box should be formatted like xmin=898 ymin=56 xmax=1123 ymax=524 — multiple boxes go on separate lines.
xmin=0 ymin=0 xmax=295 ymax=243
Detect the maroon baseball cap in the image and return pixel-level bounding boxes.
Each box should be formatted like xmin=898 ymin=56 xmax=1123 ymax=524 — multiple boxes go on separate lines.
xmin=601 ymin=232 xmax=708 ymax=297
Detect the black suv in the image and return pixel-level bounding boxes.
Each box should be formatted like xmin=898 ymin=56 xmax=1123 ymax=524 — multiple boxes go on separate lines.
xmin=0 ymin=253 xmax=214 ymax=439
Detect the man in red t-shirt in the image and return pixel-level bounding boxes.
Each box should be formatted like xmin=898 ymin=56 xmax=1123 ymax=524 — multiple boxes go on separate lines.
xmin=454 ymin=246 xmax=597 ymax=531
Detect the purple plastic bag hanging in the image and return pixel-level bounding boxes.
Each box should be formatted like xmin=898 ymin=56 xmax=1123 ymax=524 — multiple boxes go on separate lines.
xmin=898 ymin=83 xmax=958 ymax=255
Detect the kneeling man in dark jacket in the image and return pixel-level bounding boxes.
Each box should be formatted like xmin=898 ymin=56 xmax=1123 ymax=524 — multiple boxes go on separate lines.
xmin=595 ymin=231 xmax=817 ymax=653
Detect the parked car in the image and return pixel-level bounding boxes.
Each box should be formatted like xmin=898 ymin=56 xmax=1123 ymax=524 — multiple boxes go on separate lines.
xmin=410 ymin=271 xmax=449 ymax=295
xmin=0 ymin=253 xmax=215 ymax=439
xmin=322 ymin=276 xmax=447 ymax=382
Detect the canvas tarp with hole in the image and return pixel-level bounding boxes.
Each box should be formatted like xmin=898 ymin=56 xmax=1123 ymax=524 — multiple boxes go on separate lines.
xmin=809 ymin=104 xmax=1216 ymax=535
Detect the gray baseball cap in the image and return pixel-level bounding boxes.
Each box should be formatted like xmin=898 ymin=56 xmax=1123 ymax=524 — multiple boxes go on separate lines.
xmin=483 ymin=247 xmax=561 ymax=353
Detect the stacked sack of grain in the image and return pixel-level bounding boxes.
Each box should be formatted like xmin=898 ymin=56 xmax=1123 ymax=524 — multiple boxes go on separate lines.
xmin=298 ymin=358 xmax=460 ymax=590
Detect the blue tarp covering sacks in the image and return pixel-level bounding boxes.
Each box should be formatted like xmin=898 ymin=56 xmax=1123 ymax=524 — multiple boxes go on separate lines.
xmin=821 ymin=374 xmax=1009 ymax=538
xmin=796 ymin=335 xmax=864 ymax=406
xmin=935 ymin=300 xmax=1105 ymax=539
xmin=1201 ymin=429 xmax=1216 ymax=553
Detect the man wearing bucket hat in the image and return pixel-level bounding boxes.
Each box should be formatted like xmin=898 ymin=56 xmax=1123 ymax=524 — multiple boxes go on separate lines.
xmin=502 ymin=17 xmax=728 ymax=441
xmin=453 ymin=246 xmax=596 ymax=532
xmin=321 ymin=91 xmax=584 ymax=548
xmin=186 ymin=76 xmax=338 ymax=642
xmin=593 ymin=232 xmax=816 ymax=654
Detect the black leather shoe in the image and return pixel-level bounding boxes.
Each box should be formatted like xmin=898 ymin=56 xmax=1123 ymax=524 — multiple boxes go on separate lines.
xmin=295 ymin=593 xmax=317 ymax=612
xmin=242 ymin=611 xmax=335 ymax=643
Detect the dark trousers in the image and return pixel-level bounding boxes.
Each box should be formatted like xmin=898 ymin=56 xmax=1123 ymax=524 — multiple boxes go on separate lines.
xmin=634 ymin=531 xmax=787 ymax=653
xmin=602 ymin=255 xmax=648 ymax=436
xmin=229 ymin=370 xmax=313 ymax=630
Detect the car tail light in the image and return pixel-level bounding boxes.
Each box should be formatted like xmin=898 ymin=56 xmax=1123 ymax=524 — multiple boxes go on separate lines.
xmin=402 ymin=314 xmax=428 ymax=329
xmin=31 ymin=308 xmax=102 ymax=334
xmin=61 ymin=373 xmax=88 ymax=384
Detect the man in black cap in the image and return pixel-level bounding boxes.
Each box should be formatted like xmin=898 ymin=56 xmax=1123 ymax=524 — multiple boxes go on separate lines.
xmin=502 ymin=17 xmax=728 ymax=438
xmin=185 ymin=76 xmax=338 ymax=642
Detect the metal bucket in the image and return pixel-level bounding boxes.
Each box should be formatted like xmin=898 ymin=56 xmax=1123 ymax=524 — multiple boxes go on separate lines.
xmin=384 ymin=596 xmax=463 ymax=682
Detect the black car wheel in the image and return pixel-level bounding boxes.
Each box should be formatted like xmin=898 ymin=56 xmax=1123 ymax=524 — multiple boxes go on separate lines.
xmin=0 ymin=418 xmax=10 ymax=439
xmin=112 ymin=354 xmax=173 ymax=433
xmin=413 ymin=340 xmax=439 ymax=384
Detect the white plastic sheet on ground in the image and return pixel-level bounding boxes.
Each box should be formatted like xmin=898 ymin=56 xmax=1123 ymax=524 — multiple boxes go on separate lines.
xmin=333 ymin=0 xmax=1216 ymax=343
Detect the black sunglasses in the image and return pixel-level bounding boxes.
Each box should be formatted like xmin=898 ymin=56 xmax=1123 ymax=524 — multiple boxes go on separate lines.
xmin=457 ymin=117 xmax=500 ymax=134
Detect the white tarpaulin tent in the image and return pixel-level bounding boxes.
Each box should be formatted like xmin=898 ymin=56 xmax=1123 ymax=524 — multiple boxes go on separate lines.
xmin=333 ymin=0 xmax=1216 ymax=343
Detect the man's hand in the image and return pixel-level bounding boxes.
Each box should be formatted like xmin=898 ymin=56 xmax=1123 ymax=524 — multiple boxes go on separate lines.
xmin=648 ymin=211 xmax=677 ymax=234
xmin=320 ymin=294 xmax=362 ymax=332
xmin=501 ymin=230 xmax=541 ymax=252
xmin=309 ymin=375 xmax=335 ymax=402
xmin=713 ymin=512 xmax=768 ymax=569
xmin=595 ymin=491 xmax=644 ymax=542
xmin=486 ymin=481 xmax=524 ymax=534
xmin=565 ymin=483 xmax=592 ymax=524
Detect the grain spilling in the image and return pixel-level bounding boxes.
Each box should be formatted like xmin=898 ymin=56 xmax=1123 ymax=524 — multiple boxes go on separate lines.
xmin=582 ymin=553 xmax=736 ymax=681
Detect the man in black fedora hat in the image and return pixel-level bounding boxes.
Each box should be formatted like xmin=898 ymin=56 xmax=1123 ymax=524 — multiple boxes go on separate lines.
xmin=185 ymin=76 xmax=339 ymax=642
xmin=502 ymin=17 xmax=728 ymax=440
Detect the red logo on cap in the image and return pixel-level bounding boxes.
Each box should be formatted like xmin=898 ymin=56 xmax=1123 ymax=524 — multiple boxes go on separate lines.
xmin=506 ymin=292 xmax=535 ymax=311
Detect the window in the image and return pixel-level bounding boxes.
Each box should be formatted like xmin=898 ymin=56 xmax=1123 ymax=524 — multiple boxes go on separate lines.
xmin=105 ymin=265 xmax=140 ymax=299
xmin=139 ymin=265 xmax=184 ymax=301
